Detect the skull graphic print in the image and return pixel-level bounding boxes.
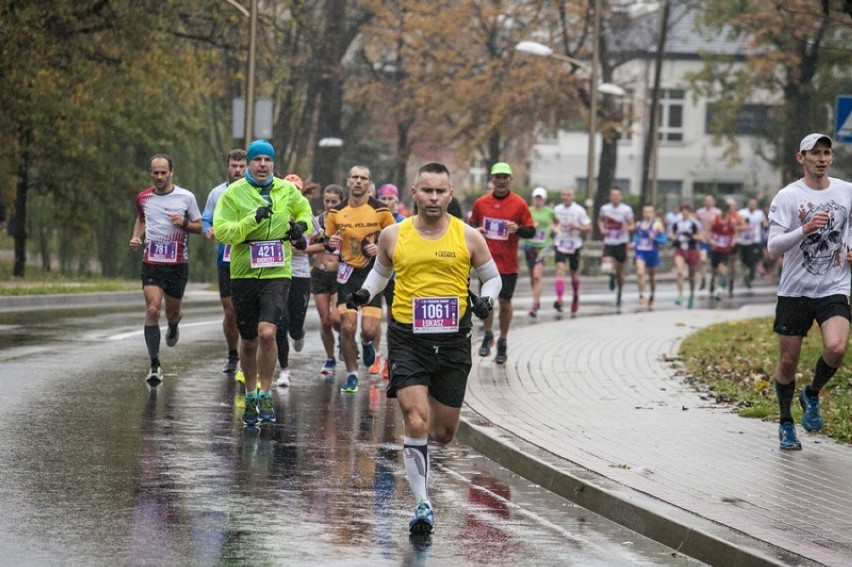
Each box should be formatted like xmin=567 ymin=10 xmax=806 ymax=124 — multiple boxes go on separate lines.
xmin=799 ymin=200 xmax=848 ymax=275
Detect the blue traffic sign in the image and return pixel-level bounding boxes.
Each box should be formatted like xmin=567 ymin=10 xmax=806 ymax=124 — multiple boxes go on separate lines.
xmin=836 ymin=95 xmax=852 ymax=143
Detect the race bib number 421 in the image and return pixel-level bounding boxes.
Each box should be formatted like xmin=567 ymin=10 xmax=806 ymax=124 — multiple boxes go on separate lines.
xmin=250 ymin=240 xmax=285 ymax=269
xmin=412 ymin=297 xmax=459 ymax=334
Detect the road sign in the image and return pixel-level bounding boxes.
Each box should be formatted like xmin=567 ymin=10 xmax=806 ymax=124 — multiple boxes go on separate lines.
xmin=835 ymin=95 xmax=852 ymax=143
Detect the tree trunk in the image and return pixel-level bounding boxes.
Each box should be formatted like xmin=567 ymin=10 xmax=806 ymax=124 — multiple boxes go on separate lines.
xmin=12 ymin=122 xmax=31 ymax=278
xmin=311 ymin=0 xmax=346 ymax=187
xmin=488 ymin=130 xmax=501 ymax=170
xmin=394 ymin=119 xmax=413 ymax=189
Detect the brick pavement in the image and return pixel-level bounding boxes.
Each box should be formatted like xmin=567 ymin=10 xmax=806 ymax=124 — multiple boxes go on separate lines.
xmin=459 ymin=305 xmax=852 ymax=567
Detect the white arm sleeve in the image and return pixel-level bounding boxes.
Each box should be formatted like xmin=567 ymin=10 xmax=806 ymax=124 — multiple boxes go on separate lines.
xmin=474 ymin=259 xmax=502 ymax=300
xmin=361 ymin=259 xmax=393 ymax=300
xmin=766 ymin=222 xmax=805 ymax=258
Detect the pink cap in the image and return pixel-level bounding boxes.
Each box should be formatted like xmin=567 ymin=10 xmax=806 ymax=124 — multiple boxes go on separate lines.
xmin=379 ymin=184 xmax=398 ymax=198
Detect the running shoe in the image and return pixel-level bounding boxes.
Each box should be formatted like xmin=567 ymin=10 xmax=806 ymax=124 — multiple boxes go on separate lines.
xmin=553 ymin=300 xmax=563 ymax=313
xmin=494 ymin=338 xmax=507 ymax=365
xmin=222 ymin=354 xmax=239 ymax=373
xmin=408 ymin=501 xmax=434 ymax=535
xmin=361 ymin=341 xmax=376 ymax=367
xmin=571 ymin=297 xmax=579 ymax=315
xmin=340 ymin=373 xmax=359 ymax=393
xmin=235 ymin=370 xmax=245 ymax=384
xmin=293 ymin=336 xmax=305 ymax=353
xmin=778 ymin=422 xmax=802 ymax=450
xmin=478 ymin=331 xmax=494 ymax=357
xmin=165 ymin=323 xmax=179 ymax=347
xmin=675 ymin=295 xmax=683 ymax=306
xmin=369 ymin=354 xmax=384 ymax=375
xmin=687 ymin=296 xmax=694 ymax=309
xmin=243 ymin=396 xmax=259 ymax=427
xmin=276 ymin=369 xmax=291 ymax=388
xmin=258 ymin=392 xmax=276 ymax=422
xmin=799 ymin=388 xmax=823 ymax=431
xmin=145 ymin=365 xmax=163 ymax=385
xmin=320 ymin=358 xmax=336 ymax=375
xmin=528 ymin=302 xmax=538 ymax=318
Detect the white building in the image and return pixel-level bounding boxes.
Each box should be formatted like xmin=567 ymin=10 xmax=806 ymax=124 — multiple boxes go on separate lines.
xmin=529 ymin=3 xmax=781 ymax=208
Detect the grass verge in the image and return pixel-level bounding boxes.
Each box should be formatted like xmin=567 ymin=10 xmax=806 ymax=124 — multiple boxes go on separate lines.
xmin=679 ymin=316 xmax=852 ymax=444
xmin=0 ymin=259 xmax=136 ymax=296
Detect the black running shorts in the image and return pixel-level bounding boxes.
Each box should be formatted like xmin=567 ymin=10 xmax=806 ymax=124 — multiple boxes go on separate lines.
xmin=773 ymin=294 xmax=851 ymax=337
xmin=310 ymin=267 xmax=338 ymax=295
xmin=141 ymin=262 xmax=189 ymax=300
xmin=231 ymin=278 xmax=291 ymax=340
xmin=603 ymin=243 xmax=628 ymax=264
xmin=386 ymin=320 xmax=472 ymax=408
xmin=498 ymin=273 xmax=518 ymax=301
xmin=554 ymin=250 xmax=581 ymax=272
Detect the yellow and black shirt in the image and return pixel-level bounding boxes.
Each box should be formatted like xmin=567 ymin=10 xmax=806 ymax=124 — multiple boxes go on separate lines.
xmin=324 ymin=197 xmax=396 ymax=268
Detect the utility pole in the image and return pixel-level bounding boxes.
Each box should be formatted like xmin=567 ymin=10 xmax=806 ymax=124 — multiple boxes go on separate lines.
xmin=640 ymin=0 xmax=669 ymax=207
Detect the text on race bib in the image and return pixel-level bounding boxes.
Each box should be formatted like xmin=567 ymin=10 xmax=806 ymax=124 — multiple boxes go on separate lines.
xmin=337 ymin=262 xmax=354 ymax=284
xmin=483 ymin=217 xmax=509 ymax=241
xmin=250 ymin=240 xmax=285 ymax=269
xmin=146 ymin=240 xmax=178 ymax=263
xmin=412 ymin=297 xmax=459 ymax=334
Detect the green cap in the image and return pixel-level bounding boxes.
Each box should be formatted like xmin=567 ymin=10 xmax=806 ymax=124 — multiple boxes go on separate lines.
xmin=490 ymin=162 xmax=513 ymax=176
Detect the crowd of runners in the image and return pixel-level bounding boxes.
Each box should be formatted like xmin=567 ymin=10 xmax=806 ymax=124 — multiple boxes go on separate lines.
xmin=128 ymin=132 xmax=843 ymax=535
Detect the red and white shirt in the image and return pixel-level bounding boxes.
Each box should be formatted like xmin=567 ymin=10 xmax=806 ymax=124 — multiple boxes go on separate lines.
xmin=599 ymin=203 xmax=634 ymax=245
xmin=135 ymin=186 xmax=201 ymax=265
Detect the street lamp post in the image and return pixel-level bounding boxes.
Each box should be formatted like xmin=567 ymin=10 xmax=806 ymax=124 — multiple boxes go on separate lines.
xmin=224 ymin=0 xmax=257 ymax=144
xmin=516 ymin=37 xmax=625 ymax=206
xmin=244 ymin=0 xmax=258 ymax=143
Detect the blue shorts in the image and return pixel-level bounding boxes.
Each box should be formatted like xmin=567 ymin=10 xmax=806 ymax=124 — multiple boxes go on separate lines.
xmin=634 ymin=249 xmax=660 ymax=268
xmin=699 ymin=241 xmax=711 ymax=253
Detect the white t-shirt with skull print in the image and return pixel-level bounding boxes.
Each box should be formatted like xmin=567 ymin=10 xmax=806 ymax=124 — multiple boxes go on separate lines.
xmin=768 ymin=177 xmax=852 ymax=297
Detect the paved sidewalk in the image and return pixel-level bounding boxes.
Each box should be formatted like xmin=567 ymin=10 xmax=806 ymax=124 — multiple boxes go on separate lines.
xmin=458 ymin=305 xmax=852 ymax=567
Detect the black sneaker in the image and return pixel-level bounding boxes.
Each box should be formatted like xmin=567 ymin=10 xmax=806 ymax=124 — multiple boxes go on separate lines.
xmin=165 ymin=324 xmax=179 ymax=347
xmin=222 ymin=354 xmax=239 ymax=373
xmin=145 ymin=365 xmax=163 ymax=385
xmin=553 ymin=300 xmax=563 ymax=313
xmin=494 ymin=338 xmax=507 ymax=364
xmin=478 ymin=332 xmax=494 ymax=357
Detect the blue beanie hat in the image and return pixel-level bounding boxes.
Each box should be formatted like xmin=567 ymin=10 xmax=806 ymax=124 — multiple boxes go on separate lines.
xmin=247 ymin=139 xmax=275 ymax=162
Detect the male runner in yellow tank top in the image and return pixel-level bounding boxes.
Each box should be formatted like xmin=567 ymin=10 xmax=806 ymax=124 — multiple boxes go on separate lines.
xmin=345 ymin=162 xmax=501 ymax=536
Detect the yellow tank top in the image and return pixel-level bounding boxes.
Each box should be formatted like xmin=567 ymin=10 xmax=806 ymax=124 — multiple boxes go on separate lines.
xmin=392 ymin=216 xmax=471 ymax=325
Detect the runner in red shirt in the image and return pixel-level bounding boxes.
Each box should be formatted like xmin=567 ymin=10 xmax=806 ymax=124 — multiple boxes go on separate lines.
xmin=469 ymin=162 xmax=535 ymax=364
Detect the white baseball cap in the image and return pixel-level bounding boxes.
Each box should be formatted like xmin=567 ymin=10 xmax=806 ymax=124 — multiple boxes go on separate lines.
xmin=532 ymin=187 xmax=548 ymax=200
xmin=799 ymin=133 xmax=832 ymax=152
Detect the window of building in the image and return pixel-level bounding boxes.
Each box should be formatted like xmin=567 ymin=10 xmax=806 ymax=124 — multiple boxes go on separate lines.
xmin=657 ymin=89 xmax=685 ymax=143
xmin=705 ymin=104 xmax=772 ymax=136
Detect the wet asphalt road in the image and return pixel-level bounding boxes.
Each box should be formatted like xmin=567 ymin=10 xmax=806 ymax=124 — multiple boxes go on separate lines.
xmin=0 ymin=275 xmax=775 ymax=565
